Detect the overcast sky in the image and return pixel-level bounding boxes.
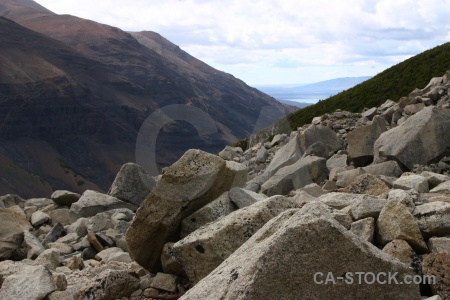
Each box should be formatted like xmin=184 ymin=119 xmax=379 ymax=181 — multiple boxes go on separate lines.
xmin=35 ymin=0 xmax=450 ymax=86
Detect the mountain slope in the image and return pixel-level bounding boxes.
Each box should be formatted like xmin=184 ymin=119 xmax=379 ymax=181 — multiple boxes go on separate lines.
xmin=0 ymin=0 xmax=293 ymax=197
xmin=287 ymin=42 xmax=450 ymax=129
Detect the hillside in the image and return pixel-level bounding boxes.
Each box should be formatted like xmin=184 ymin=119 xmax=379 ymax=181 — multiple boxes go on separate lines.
xmin=0 ymin=0 xmax=294 ymax=197
xmin=286 ymin=42 xmax=450 ymax=129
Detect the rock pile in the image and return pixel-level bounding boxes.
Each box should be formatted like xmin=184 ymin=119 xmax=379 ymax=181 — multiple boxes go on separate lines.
xmin=1 ymin=72 xmax=450 ymax=299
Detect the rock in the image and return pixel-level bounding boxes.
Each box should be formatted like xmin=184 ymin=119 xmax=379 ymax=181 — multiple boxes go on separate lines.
xmin=322 ymin=180 xmax=338 ymax=191
xmin=23 ymin=230 xmax=45 ymax=259
xmin=393 ymin=174 xmax=429 ymax=193
xmin=34 ymin=248 xmax=61 ymax=270
xmin=108 ymin=162 xmax=156 ymax=206
xmin=255 ymin=146 xmax=267 ymax=163
xmin=421 ymin=171 xmax=450 ymax=188
xmin=377 ymin=200 xmax=428 ymax=253
xmin=422 ymin=252 xmax=450 ymax=299
xmin=298 ymin=124 xmax=342 ymax=154
xmin=347 ymin=115 xmax=387 ymax=167
xmin=25 ymin=198 xmax=54 ymax=209
xmin=218 ymin=145 xmax=243 ymax=161
xmin=350 ymin=217 xmax=375 ymax=243
xmin=387 ymin=189 xmax=418 ymax=212
xmin=362 ymin=161 xmax=403 ymax=178
xmin=270 ymin=134 xmax=285 ymax=147
xmin=126 ymin=149 xmax=247 ymax=271
xmin=413 ymin=201 xmax=450 ymax=237
xmin=382 ymin=239 xmax=422 ymax=275
xmin=0 ymin=208 xmax=29 ymax=259
xmin=48 ymin=209 xmax=71 ymax=226
xmin=47 ymin=291 xmax=73 ymax=300
xmin=229 ymin=187 xmax=267 ymax=208
xmin=336 ymin=167 xmax=365 ymax=188
xmin=374 ymin=106 xmax=450 ymax=170
xmin=150 ymin=272 xmax=179 ymax=293
xmin=74 ymin=269 xmax=140 ymax=300
xmin=303 ymin=142 xmax=334 ymax=158
xmin=51 ymin=190 xmax=81 ymax=207
xmin=65 ymin=218 xmax=87 ymax=237
xmin=172 ymin=196 xmax=299 ymax=284
xmin=297 ymin=183 xmax=325 ymax=197
xmin=82 ymin=247 xmax=97 ymax=260
xmin=299 ymin=201 xmax=352 ymax=229
xmin=343 ymin=174 xmax=390 ymax=196
xmin=70 ymin=190 xmax=136 ymax=222
xmin=42 ymin=222 xmax=66 ymax=247
xmin=316 ymin=192 xmax=362 ymax=209
xmin=0 ymin=194 xmax=25 ymax=208
xmin=87 ymin=231 xmax=104 ymax=252
xmin=95 ymin=247 xmax=123 ymax=261
xmin=180 ymin=209 xmax=420 ymax=300
xmin=428 ymin=237 xmax=450 ymax=253
xmin=430 ymin=180 xmax=450 ymax=194
xmin=326 ymin=152 xmax=348 ymax=170
xmin=31 ymin=211 xmax=51 ymax=227
xmin=161 ymin=243 xmax=184 ymax=276
xmin=263 ymin=136 xmax=302 ymax=178
xmin=350 ymin=196 xmax=387 ymax=220
xmin=181 ymin=192 xmax=237 ymax=238
xmin=66 ymin=255 xmax=84 ymax=270
xmin=261 ymin=156 xmax=328 ymax=196
xmin=404 ymin=103 xmax=426 ymax=115
xmin=0 ymin=264 xmax=57 ymax=300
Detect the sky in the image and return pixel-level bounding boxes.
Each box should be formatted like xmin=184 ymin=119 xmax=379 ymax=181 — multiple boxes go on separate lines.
xmin=35 ymin=0 xmax=450 ymax=86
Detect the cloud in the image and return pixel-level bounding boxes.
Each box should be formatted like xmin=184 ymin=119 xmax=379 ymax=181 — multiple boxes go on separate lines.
xmin=35 ymin=0 xmax=450 ymax=85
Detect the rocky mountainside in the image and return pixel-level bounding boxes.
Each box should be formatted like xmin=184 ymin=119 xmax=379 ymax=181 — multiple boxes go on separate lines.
xmin=0 ymin=0 xmax=293 ymax=198
xmin=1 ymin=71 xmax=450 ymax=299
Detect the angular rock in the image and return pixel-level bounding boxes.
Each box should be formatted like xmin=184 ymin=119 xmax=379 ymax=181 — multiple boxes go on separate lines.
xmin=430 ymin=180 xmax=450 ymax=194
xmin=24 ymin=230 xmax=45 ymax=259
xmin=361 ymin=107 xmax=378 ymax=120
xmin=181 ymin=192 xmax=237 ymax=238
xmin=382 ymin=239 xmax=422 ymax=275
xmin=150 ymin=272 xmax=179 ymax=293
xmin=31 ymin=211 xmax=51 ymax=227
xmin=0 ymin=208 xmax=29 ymax=259
xmin=413 ymin=201 xmax=450 ymax=237
xmin=51 ymin=190 xmax=81 ymax=207
xmin=428 ymin=237 xmax=450 ymax=253
xmin=0 ymin=194 xmax=25 ymax=208
xmin=343 ymin=173 xmax=390 ymax=196
xmin=298 ymin=124 xmax=342 ymax=154
xmin=255 ymin=146 xmax=267 ymax=163
xmin=387 ymin=189 xmax=418 ymax=212
xmin=219 ymin=145 xmax=243 ymax=161
xmin=362 ymin=160 xmax=403 ymax=178
xmin=87 ymin=231 xmax=104 ymax=252
xmin=316 ymin=192 xmax=364 ymax=209
xmin=181 ymin=210 xmax=420 ymax=300
xmin=297 ymin=183 xmax=325 ymax=197
xmin=126 ymin=149 xmax=247 ymax=271
xmin=421 ymin=171 xmax=450 ymax=188
xmin=261 ymin=156 xmax=328 ymax=196
xmin=374 ymin=106 xmax=450 ymax=170
xmin=108 ymin=162 xmax=156 ymax=206
xmin=66 ymin=255 xmax=84 ymax=271
xmin=393 ymin=174 xmax=429 ymax=193
xmin=377 ymin=200 xmax=427 ymax=253
xmin=0 ymin=264 xmax=57 ymax=300
xmin=42 ymin=222 xmax=66 ymax=247
xmin=70 ymin=190 xmax=136 ymax=222
xmin=326 ymin=152 xmax=348 ymax=170
xmin=298 ymin=201 xmax=352 ymax=229
xmin=351 ymin=196 xmax=387 ymax=220
xmin=229 ymin=187 xmax=267 ymax=208
xmin=347 ymin=115 xmax=387 ymax=167
xmin=161 ymin=242 xmax=184 ymax=276
xmin=336 ymin=167 xmax=365 ymax=188
xmin=65 ymin=218 xmax=87 ymax=237
xmin=48 ymin=209 xmax=71 ymax=226
xmin=422 ymin=252 xmax=450 ymax=299
xmin=34 ymin=249 xmax=61 ymax=271
xmin=172 ymin=196 xmax=299 ymax=284
xmin=263 ymin=136 xmax=302 ymax=178
xmin=350 ymin=217 xmax=375 ymax=243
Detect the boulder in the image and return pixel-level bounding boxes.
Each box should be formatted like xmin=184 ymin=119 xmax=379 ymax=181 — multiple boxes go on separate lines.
xmin=362 ymin=161 xmax=403 ymax=178
xmin=421 ymin=171 xmax=450 ymax=188
xmin=108 ymin=162 xmax=156 ymax=206
xmin=347 ymin=115 xmax=387 ymax=167
xmin=51 ymin=190 xmax=81 ymax=207
xmin=180 ymin=210 xmax=420 ymax=300
xmin=326 ymin=152 xmax=348 ymax=170
xmin=255 ymin=146 xmax=267 ymax=163
xmin=150 ymin=272 xmax=179 ymax=293
xmin=0 ymin=264 xmax=57 ymax=300
xmin=229 ymin=187 xmax=267 ymax=208
xmin=31 ymin=211 xmax=51 ymax=227
xmin=374 ymin=106 xmax=450 ymax=170
xmin=430 ymin=180 xmax=450 ymax=194
xmin=350 ymin=217 xmax=375 ymax=243
xmin=413 ymin=201 xmax=450 ymax=237
xmin=263 ymin=136 xmax=302 ymax=178
xmin=181 ymin=192 xmax=237 ymax=238
xmin=172 ymin=195 xmax=299 ymax=284
xmin=393 ymin=174 xmax=429 ymax=193
xmin=350 ymin=196 xmax=387 ymax=220
xmin=70 ymin=190 xmax=136 ymax=222
xmin=298 ymin=201 xmax=352 ymax=229
xmin=427 ymin=237 xmax=450 ymax=253
xmin=316 ymin=192 xmax=365 ymax=209
xmin=343 ymin=174 xmax=390 ymax=196
xmin=218 ymin=145 xmax=243 ymax=161
xmin=23 ymin=230 xmax=45 ymax=259
xmin=126 ymin=149 xmax=247 ymax=271
xmin=387 ymin=189 xmax=418 ymax=212
xmin=34 ymin=249 xmax=61 ymax=271
xmin=261 ymin=156 xmax=328 ymax=196
xmin=0 ymin=194 xmax=25 ymax=208
xmin=0 ymin=208 xmax=30 ymax=259
xmin=42 ymin=222 xmax=66 ymax=247
xmin=382 ymin=239 xmax=422 ymax=275
xmin=336 ymin=168 xmax=365 ymax=188
xmin=297 ymin=124 xmax=342 ymax=154
xmin=377 ymin=200 xmax=427 ymax=253
xmin=161 ymin=242 xmax=184 ymax=276
xmin=422 ymin=252 xmax=450 ymax=299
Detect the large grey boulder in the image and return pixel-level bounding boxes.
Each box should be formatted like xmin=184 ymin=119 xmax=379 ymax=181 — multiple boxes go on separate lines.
xmin=263 ymin=136 xmax=302 ymax=178
xmin=51 ymin=190 xmax=80 ymax=207
xmin=261 ymin=156 xmax=328 ymax=196
xmin=430 ymin=180 xmax=450 ymax=194
xmin=180 ymin=192 xmax=237 ymax=238
xmin=180 ymin=210 xmax=420 ymax=300
xmin=393 ymin=174 xmax=429 ymax=193
xmin=0 ymin=264 xmax=57 ymax=300
xmin=229 ymin=187 xmax=267 ymax=208
xmin=70 ymin=190 xmax=136 ymax=222
xmin=362 ymin=160 xmax=403 ymax=178
xmin=374 ymin=106 xmax=450 ymax=170
xmin=172 ymin=196 xmax=299 ymax=284
xmin=347 ymin=115 xmax=387 ymax=167
xmin=108 ymin=162 xmax=156 ymax=206
xmin=126 ymin=149 xmax=247 ymax=271
xmin=298 ymin=124 xmax=342 ymax=154
xmin=218 ymin=145 xmax=243 ymax=161
xmin=413 ymin=201 xmax=450 ymax=238
xmin=0 ymin=208 xmax=30 ymax=259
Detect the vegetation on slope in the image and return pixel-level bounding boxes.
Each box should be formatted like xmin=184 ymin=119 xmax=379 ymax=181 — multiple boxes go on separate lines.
xmin=286 ymin=42 xmax=450 ymax=129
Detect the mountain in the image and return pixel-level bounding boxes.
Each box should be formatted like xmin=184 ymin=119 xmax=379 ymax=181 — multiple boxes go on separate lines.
xmin=286 ymin=42 xmax=450 ymax=129
xmin=277 ymin=100 xmax=310 ymax=109
xmin=256 ymin=76 xmax=371 ymax=101
xmin=0 ymin=0 xmax=294 ymax=197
